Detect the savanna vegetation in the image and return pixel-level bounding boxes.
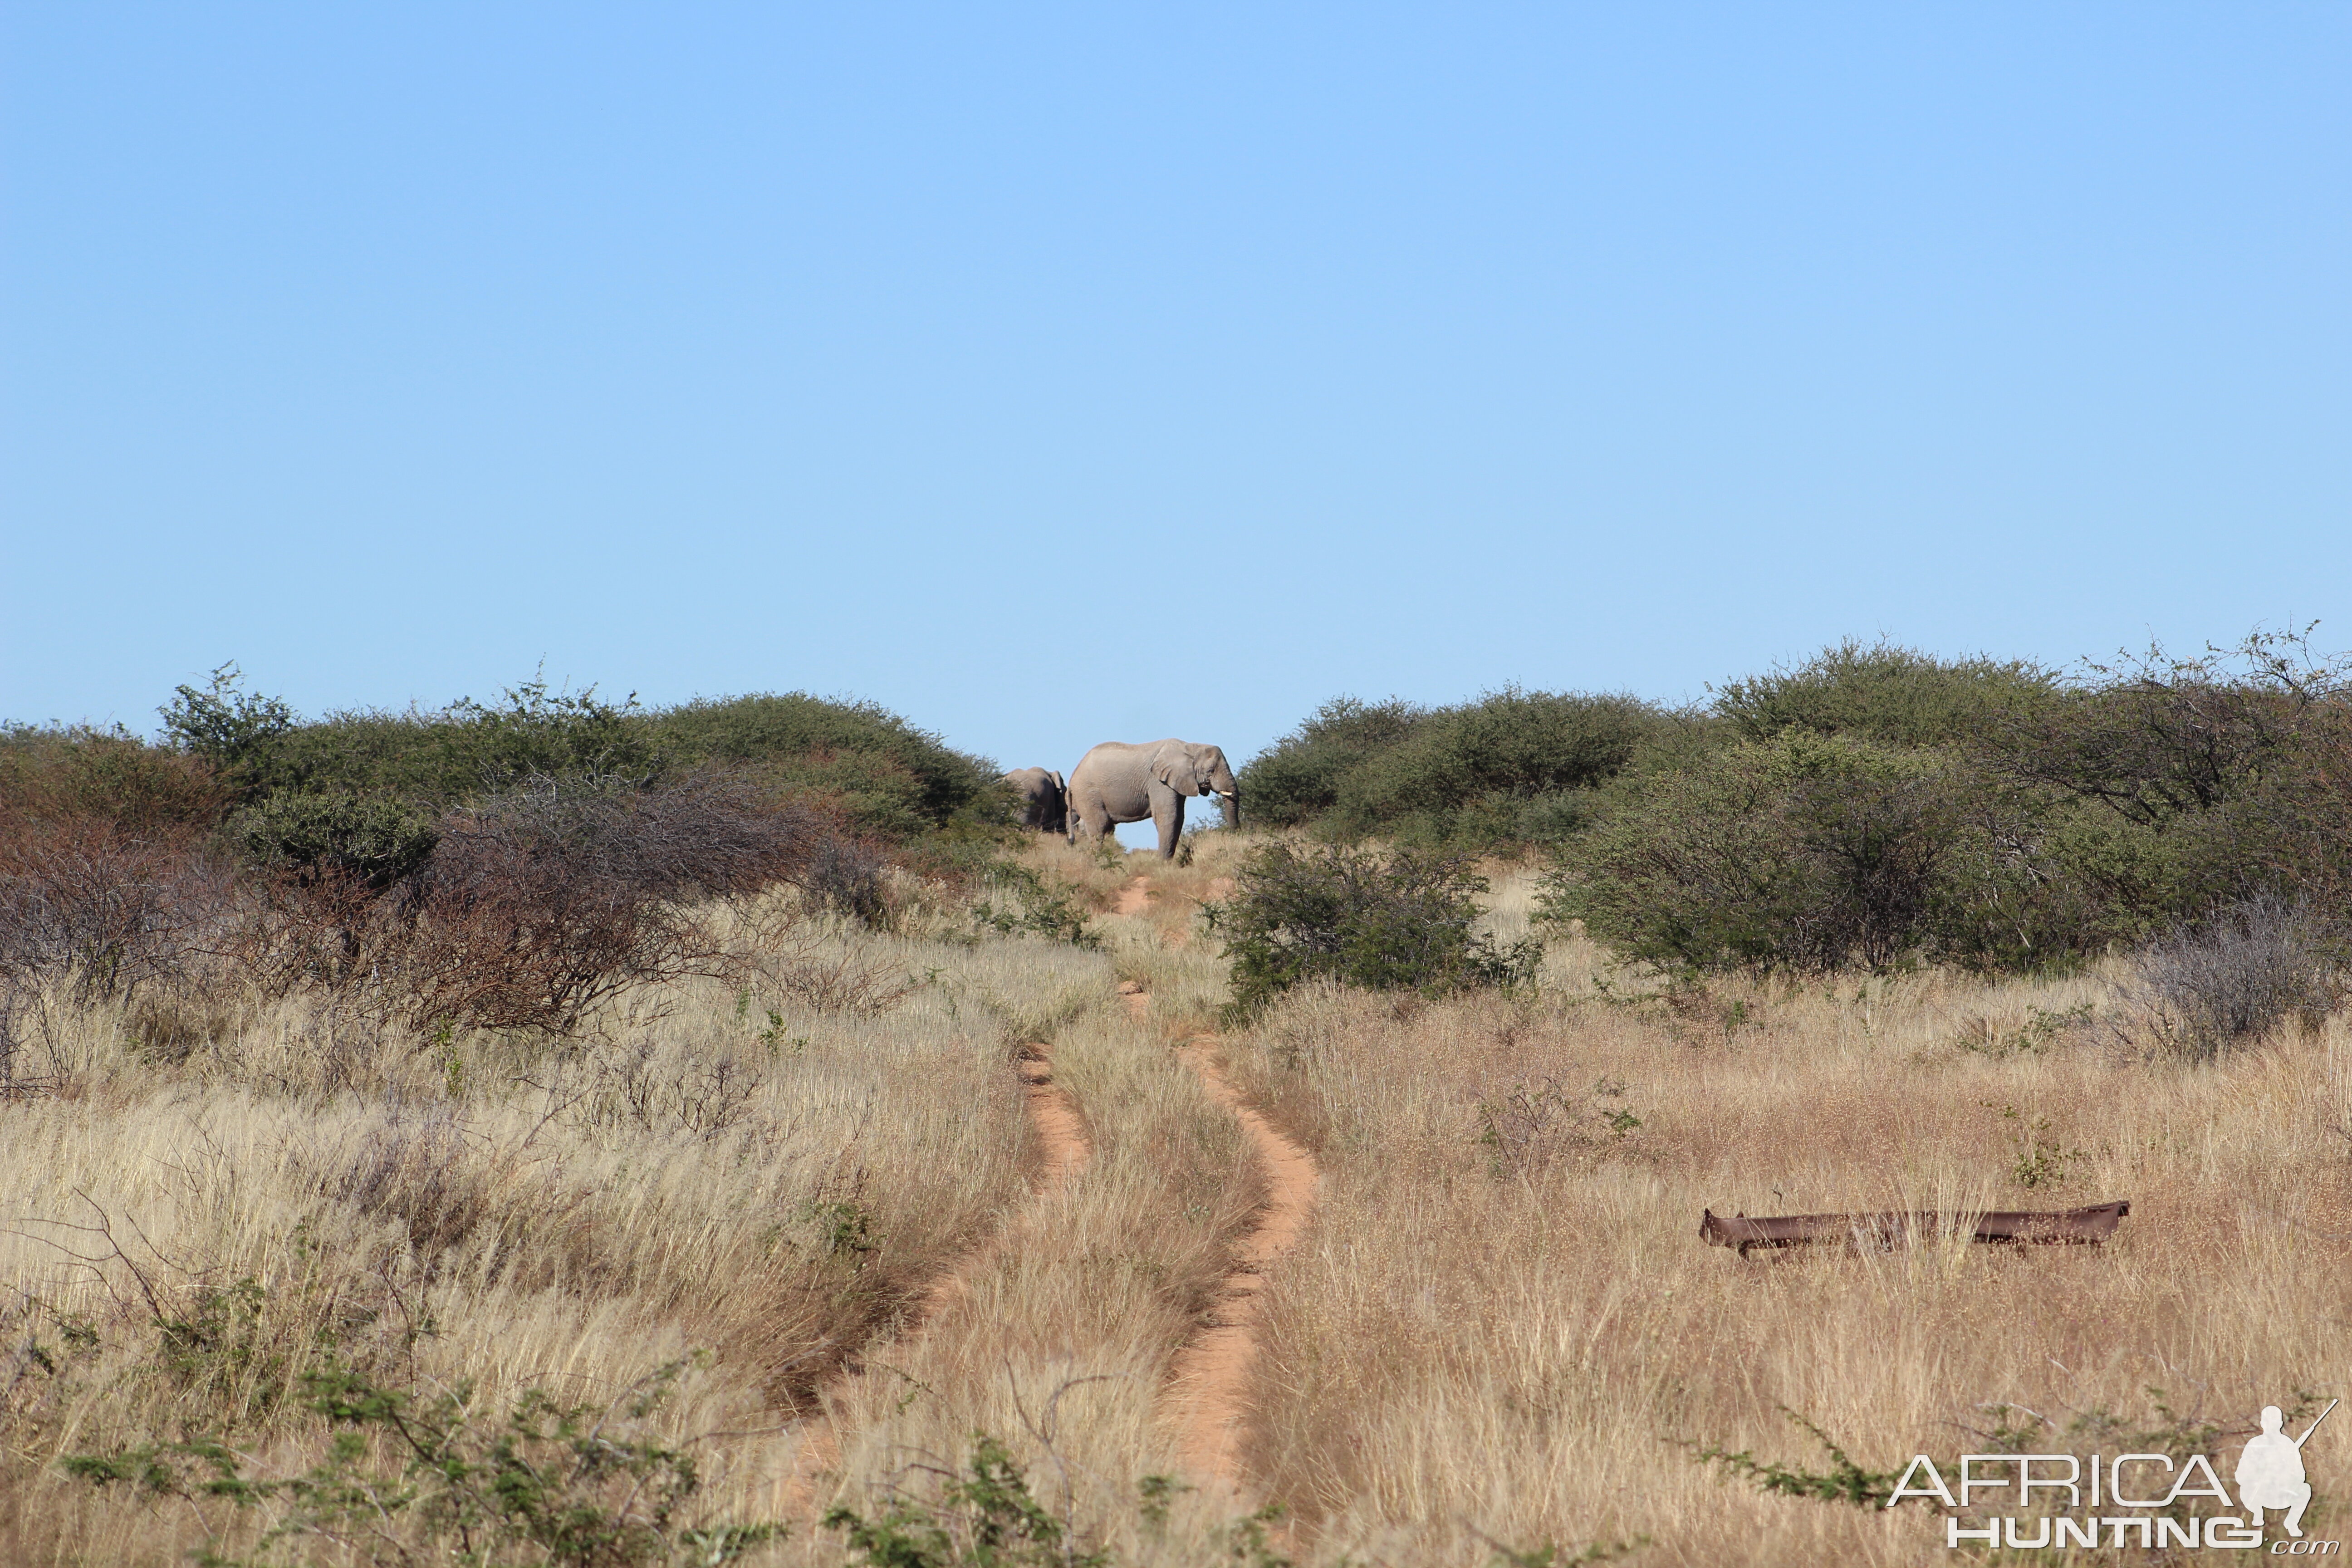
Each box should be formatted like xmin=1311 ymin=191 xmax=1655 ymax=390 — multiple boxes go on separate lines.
xmin=1245 ymin=632 xmax=2352 ymax=992
xmin=3 ymin=638 xmax=2346 ymax=1565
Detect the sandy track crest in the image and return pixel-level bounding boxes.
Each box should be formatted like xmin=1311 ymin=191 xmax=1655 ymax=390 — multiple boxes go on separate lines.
xmin=1112 ymin=873 xmax=1153 ymax=917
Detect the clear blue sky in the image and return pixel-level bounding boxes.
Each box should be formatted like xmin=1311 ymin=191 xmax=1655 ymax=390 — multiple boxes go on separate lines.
xmin=6 ymin=5 xmax=2347 ymax=798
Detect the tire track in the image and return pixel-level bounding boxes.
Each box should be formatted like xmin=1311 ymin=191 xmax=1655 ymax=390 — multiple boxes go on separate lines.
xmin=784 ymin=1039 xmax=1090 ymax=1509
xmin=1124 ymin=982 xmax=1321 ymax=1494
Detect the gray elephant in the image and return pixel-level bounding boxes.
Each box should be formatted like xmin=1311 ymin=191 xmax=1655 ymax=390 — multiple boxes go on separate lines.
xmin=1066 ymin=739 xmax=1240 ymax=858
xmin=1003 ymin=767 xmax=1067 ymax=833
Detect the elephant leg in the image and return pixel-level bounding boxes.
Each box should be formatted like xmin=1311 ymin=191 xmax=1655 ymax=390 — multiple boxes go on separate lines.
xmin=1154 ymin=796 xmax=1185 ymax=859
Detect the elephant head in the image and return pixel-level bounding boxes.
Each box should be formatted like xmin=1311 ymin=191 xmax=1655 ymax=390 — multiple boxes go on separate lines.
xmin=1151 ymin=741 xmax=1240 ymax=829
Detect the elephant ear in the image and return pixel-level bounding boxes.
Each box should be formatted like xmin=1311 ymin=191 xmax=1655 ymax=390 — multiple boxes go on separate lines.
xmin=1149 ymin=745 xmax=1186 ymax=790
xmin=1049 ymin=771 xmax=1065 ymax=792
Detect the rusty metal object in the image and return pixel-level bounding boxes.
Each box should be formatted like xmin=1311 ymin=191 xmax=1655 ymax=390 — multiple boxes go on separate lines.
xmin=1700 ymin=1200 xmax=2130 ymax=1257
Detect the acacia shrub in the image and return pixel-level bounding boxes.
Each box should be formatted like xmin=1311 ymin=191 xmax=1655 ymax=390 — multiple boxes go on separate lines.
xmin=1239 ymin=689 xmax=1670 ymax=847
xmin=1544 ymin=731 xmax=2100 ymax=975
xmin=1239 ymin=697 xmax=1427 ymax=829
xmin=1207 ymin=841 xmax=1541 ymax=1019
xmin=384 ymin=774 xmax=813 ymax=1034
xmin=232 ymin=791 xmax=442 ymax=890
xmin=0 ymin=729 xmax=236 ymax=1011
xmin=1993 ymin=633 xmax=2335 ymax=829
xmin=1991 ymin=632 xmax=2352 ymax=927
xmin=0 ymin=724 xmax=230 ymax=831
xmin=644 ymin=692 xmax=999 ymax=839
xmin=0 ymin=812 xmax=230 ymax=1009
xmin=243 ymin=773 xmax=817 ymax=1034
xmin=167 ymin=669 xmax=998 ymax=846
xmin=1331 ymin=688 xmax=1666 ymax=845
xmin=166 ymin=668 xmax=660 ymax=809
xmin=1714 ymin=639 xmax=2064 ymax=749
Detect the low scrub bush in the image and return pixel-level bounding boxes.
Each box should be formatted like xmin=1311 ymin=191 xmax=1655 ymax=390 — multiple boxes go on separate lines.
xmin=164 ymin=667 xmax=660 ymax=808
xmin=1995 ymin=631 xmax=2343 ymax=829
xmin=1 ymin=723 xmax=230 ymax=830
xmin=1249 ymin=631 xmax=2352 ymax=989
xmin=2117 ymin=895 xmax=2345 ymax=1060
xmin=1207 ymin=841 xmax=1541 ymax=1018
xmin=824 ymin=1433 xmax=1265 ymax=1568
xmin=1237 ymin=697 xmax=1424 ymax=831
xmin=1240 ymin=689 xmax=1671 ymax=848
xmin=824 ymin=1434 xmax=1103 ymax=1568
xmin=646 ymin=692 xmax=1000 ymax=840
xmin=370 ymin=774 xmax=807 ymax=1034
xmin=1544 ymin=732 xmax=1988 ymax=975
xmin=969 ymin=858 xmax=1101 ymax=949
xmin=797 ymin=829 xmax=892 ymax=926
xmin=163 ymin=666 xmax=1000 ymax=844
xmin=66 ymin=1352 xmax=778 ymax=1567
xmin=1714 ymin=639 xmax=2063 ymax=750
xmin=232 ymin=789 xmax=441 ymax=888
xmin=0 ymin=813 xmax=230 ymax=1008
xmin=1539 ymin=728 xmax=2212 ymax=976
xmin=238 ymin=774 xmax=813 ymax=1034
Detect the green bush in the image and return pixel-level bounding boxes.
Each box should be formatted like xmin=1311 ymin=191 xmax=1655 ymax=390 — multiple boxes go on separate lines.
xmin=162 ymin=670 xmax=996 ymax=847
xmin=1239 ymin=697 xmax=1426 ymax=829
xmin=1544 ymin=731 xmax=2088 ymax=975
xmin=157 ymin=664 xmax=297 ymax=802
xmin=1207 ymin=841 xmax=1541 ymax=1018
xmin=2121 ymin=895 xmax=2347 ymax=1061
xmin=231 ymin=790 xmax=441 ymax=888
xmin=165 ymin=668 xmax=658 ymax=808
xmin=1713 ymin=639 xmax=2063 ymax=750
xmin=824 ymin=1435 xmax=1104 ymax=1568
xmin=1997 ymin=629 xmax=2350 ymax=830
xmin=1239 ymin=689 xmax=1670 ymax=847
xmin=968 ymin=857 xmax=1101 ymax=949
xmin=645 ymin=692 xmax=997 ymax=838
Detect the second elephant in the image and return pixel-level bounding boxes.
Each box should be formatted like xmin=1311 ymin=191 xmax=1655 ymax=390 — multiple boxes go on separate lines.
xmin=1004 ymin=767 xmax=1068 ymax=833
xmin=1066 ymin=739 xmax=1239 ymax=858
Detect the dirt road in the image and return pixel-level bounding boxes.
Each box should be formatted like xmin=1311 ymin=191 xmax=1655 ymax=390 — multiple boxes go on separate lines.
xmin=1114 ymin=894 xmax=1320 ymax=1494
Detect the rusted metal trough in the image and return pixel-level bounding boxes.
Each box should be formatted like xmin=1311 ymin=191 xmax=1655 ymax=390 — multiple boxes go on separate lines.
xmin=1700 ymin=1200 xmax=2130 ymax=1257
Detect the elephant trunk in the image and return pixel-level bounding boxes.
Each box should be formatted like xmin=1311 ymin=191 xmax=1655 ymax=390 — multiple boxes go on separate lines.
xmin=1219 ymin=789 xmax=1240 ymax=830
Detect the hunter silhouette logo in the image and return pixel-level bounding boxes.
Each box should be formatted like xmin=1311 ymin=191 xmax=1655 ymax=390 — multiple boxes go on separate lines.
xmin=2241 ymin=1399 xmax=2335 ymax=1540
xmin=1886 ymin=1395 xmax=2340 ymax=1551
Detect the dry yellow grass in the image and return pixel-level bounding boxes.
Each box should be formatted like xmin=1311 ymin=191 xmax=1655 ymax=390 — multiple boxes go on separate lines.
xmin=5 ymin=841 xmax=2344 ymax=1565
xmin=0 ymin=849 xmax=1272 ymax=1564
xmin=1218 ymin=868 xmax=2352 ymax=1563
xmin=0 ymin=893 xmax=1087 ymax=1560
